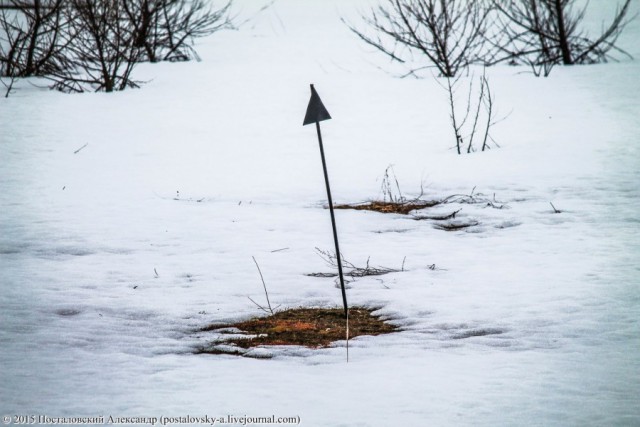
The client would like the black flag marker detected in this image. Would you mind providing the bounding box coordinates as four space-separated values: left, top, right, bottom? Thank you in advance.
303 85 331 125
303 84 348 318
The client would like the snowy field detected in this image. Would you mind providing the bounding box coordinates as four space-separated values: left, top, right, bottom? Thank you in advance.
1 0 639 425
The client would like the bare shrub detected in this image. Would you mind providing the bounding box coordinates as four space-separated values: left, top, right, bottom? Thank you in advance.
123 0 234 62
347 1 502 153
47 0 142 93
491 0 635 76
0 0 69 77
347 0 493 78
1 0 234 93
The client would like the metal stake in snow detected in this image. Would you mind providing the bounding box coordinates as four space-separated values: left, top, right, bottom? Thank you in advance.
303 84 348 319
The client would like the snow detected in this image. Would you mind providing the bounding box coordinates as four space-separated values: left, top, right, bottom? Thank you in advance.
1 0 639 425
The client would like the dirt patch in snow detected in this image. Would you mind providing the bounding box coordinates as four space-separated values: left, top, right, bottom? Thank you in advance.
334 200 441 215
334 189 507 217
196 307 398 355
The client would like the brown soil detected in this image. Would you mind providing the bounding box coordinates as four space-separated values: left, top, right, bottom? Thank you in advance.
197 307 398 354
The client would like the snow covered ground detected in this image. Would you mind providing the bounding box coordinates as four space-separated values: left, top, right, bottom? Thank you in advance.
1 1 639 425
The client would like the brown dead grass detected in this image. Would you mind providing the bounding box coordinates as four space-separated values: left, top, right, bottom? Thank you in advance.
197 307 398 352
334 200 441 215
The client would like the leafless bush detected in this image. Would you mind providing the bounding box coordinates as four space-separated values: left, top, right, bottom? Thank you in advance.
347 0 493 78
0 0 70 77
123 0 234 62
47 0 142 93
491 0 634 76
347 1 503 153
1 0 234 93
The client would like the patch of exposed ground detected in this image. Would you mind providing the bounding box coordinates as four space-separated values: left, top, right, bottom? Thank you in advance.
335 200 441 215
196 307 399 355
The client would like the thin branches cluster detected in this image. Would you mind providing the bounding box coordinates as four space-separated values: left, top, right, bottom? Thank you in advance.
441 69 500 154
0 0 234 93
347 0 633 153
491 0 634 77
350 0 634 78
351 0 491 78
307 247 403 286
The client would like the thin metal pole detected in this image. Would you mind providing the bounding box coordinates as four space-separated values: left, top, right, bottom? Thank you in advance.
315 121 348 318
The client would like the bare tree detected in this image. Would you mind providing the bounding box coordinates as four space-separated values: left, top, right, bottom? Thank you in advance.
491 0 634 75
48 0 142 92
0 0 69 77
347 0 493 77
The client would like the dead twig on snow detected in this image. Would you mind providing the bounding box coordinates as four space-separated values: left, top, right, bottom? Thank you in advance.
250 256 274 315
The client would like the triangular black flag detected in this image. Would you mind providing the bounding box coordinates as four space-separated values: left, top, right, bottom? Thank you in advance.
303 84 331 126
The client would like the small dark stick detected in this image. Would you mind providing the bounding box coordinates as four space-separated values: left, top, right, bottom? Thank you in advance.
303 84 348 319
73 143 88 154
